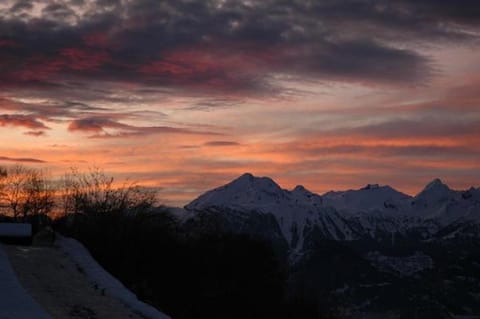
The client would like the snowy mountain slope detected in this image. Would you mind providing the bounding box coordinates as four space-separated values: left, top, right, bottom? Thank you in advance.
406 179 459 220
181 175 480 317
325 178 480 239
183 174 480 251
186 173 288 212
397 179 480 237
185 173 357 251
323 183 411 215
429 186 480 239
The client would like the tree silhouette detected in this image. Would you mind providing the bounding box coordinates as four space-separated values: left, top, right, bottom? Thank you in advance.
60 167 157 216
0 165 55 221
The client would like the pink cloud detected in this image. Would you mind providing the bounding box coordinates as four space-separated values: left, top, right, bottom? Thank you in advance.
60 48 110 71
83 32 111 48
0 114 49 130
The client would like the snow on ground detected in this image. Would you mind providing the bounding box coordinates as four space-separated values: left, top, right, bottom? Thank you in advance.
56 235 171 319
5 240 166 319
0 244 52 319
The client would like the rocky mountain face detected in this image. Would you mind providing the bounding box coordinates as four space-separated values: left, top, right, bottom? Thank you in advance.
181 174 480 318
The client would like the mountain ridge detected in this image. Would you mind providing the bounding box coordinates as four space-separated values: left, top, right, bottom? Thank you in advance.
182 173 480 254
175 174 480 317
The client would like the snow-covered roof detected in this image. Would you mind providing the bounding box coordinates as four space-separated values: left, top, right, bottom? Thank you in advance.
0 223 32 237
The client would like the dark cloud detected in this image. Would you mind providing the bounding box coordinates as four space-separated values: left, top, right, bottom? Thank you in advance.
24 130 47 137
342 117 480 139
286 144 480 160
0 0 478 149
68 116 221 138
0 114 49 130
42 3 77 21
1 0 479 95
0 155 46 163
186 98 243 111
0 96 112 131
204 141 241 147
281 40 432 83
68 117 127 132
396 0 480 26
9 0 34 13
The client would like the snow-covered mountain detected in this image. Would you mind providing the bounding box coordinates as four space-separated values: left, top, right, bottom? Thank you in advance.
323 183 410 215
181 174 480 317
183 173 480 255
186 173 356 252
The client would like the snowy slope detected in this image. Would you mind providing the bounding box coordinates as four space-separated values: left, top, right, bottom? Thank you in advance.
407 179 457 219
56 235 171 319
0 244 52 319
426 185 480 239
186 173 288 211
184 173 480 245
323 184 410 215
186 173 356 250
323 178 480 238
407 179 478 224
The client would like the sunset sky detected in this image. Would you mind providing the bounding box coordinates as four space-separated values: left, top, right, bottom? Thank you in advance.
1 0 480 205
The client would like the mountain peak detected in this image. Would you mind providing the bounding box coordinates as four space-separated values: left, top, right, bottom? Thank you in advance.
185 173 285 211
362 184 380 190
230 173 280 190
414 178 453 202
292 184 319 196
236 172 254 181
424 178 448 192
293 185 307 192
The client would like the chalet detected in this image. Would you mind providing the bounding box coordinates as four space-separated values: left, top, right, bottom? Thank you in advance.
0 223 32 245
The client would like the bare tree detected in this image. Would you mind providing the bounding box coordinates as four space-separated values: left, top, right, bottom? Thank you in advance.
1 165 155 219
0 165 29 219
0 167 8 214
0 165 56 220
21 169 56 219
61 168 157 216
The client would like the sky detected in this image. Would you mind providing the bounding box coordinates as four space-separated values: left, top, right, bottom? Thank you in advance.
1 0 480 205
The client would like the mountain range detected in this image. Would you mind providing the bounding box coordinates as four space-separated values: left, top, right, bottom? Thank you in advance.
171 173 480 318
181 173 480 255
